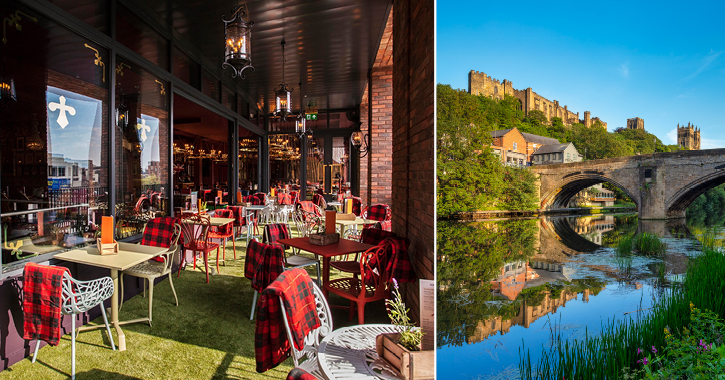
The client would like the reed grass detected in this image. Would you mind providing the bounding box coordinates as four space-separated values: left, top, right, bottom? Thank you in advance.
633 232 666 256
519 235 725 379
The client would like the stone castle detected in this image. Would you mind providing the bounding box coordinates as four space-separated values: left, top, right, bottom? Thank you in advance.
468 70 607 128
678 122 701 150
627 117 644 130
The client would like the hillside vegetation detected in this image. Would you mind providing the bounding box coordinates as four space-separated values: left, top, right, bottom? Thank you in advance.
436 84 685 217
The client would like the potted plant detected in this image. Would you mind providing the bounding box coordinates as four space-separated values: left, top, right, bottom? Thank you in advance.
375 279 434 380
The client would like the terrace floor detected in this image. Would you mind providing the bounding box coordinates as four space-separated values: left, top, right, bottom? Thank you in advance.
0 229 390 379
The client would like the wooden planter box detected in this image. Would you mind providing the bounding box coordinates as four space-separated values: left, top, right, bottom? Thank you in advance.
376 333 434 380
309 232 339 246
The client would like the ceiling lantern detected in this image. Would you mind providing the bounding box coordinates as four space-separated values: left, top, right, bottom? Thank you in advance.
274 39 292 119
222 3 254 79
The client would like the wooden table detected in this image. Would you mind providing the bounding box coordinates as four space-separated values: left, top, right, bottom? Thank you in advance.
54 242 169 351
276 237 373 297
318 324 405 380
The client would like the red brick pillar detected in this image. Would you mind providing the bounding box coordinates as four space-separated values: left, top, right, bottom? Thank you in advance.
359 9 393 208
392 0 434 325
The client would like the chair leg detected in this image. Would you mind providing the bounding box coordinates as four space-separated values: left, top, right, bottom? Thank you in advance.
348 300 355 321
216 247 221 274
177 248 184 278
99 304 116 351
31 339 40 363
315 262 321 286
168 273 179 306
147 279 154 326
71 315 76 380
204 253 210 283
357 301 366 325
232 232 236 259
249 290 258 320
222 239 227 266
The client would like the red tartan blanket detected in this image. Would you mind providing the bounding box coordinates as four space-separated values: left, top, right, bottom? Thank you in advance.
277 193 293 205
244 240 285 292
22 263 69 346
384 236 415 283
255 268 321 373
287 368 318 380
141 217 177 262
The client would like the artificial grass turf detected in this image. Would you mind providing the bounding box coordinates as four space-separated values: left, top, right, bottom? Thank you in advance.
1 233 390 380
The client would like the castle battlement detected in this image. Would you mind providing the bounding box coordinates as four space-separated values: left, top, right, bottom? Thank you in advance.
468 70 606 128
677 122 701 150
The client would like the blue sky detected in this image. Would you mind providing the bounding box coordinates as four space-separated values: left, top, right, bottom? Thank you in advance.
437 1 725 148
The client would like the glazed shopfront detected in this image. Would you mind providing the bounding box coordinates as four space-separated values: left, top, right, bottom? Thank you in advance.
0 0 389 369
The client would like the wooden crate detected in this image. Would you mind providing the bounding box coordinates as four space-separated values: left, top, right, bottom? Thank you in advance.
376 333 434 380
336 213 356 221
97 238 118 255
309 233 339 246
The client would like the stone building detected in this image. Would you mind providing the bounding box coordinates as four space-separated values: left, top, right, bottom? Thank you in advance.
678 122 701 150
469 70 607 128
489 127 560 165
531 142 583 165
627 117 644 130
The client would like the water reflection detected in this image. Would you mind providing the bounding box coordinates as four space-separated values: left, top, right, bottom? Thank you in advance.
437 214 701 378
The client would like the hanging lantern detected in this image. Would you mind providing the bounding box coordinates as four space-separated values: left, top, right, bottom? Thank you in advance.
26 114 45 151
0 77 16 102
222 4 254 79
274 39 292 118
295 116 306 135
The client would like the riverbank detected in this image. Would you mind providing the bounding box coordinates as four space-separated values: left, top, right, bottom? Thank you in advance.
449 206 637 220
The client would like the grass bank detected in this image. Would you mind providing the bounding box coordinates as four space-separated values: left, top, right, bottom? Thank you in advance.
519 233 723 379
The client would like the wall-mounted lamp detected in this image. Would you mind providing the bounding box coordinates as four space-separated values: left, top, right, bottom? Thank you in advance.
351 130 369 157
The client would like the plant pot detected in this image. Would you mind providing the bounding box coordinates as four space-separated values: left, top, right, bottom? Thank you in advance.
375 333 434 380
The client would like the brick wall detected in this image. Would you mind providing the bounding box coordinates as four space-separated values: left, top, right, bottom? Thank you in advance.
392 0 434 332
360 8 393 207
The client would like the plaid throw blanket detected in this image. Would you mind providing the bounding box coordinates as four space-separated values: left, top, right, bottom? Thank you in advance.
345 196 362 216
264 223 290 250
142 217 178 262
243 195 263 205
244 240 285 292
298 201 319 216
23 263 69 346
254 192 267 205
289 191 299 204
361 227 396 245
226 205 247 226
384 236 415 283
364 204 391 231
277 193 293 205
312 194 326 209
287 368 318 380
255 268 321 373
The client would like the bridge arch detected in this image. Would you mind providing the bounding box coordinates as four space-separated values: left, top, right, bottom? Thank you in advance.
667 171 725 216
540 173 639 209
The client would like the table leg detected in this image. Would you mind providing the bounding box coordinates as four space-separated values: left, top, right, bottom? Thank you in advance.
110 269 126 351
322 257 331 298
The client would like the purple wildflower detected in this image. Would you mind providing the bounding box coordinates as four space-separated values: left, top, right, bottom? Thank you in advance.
641 357 649 365
637 347 643 354
651 346 657 354
392 278 399 289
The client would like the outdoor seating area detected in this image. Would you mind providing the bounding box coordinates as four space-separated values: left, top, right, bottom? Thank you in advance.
3 211 402 380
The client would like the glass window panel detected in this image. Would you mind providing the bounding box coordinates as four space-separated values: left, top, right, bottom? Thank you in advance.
173 47 200 89
332 136 350 195
1 2 108 272
239 97 250 118
115 56 169 238
269 134 300 190
306 138 324 198
48 0 109 34
238 129 258 195
116 5 169 70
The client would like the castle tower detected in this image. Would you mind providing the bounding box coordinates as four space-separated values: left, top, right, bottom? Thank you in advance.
627 117 644 130
677 122 701 150
584 111 591 127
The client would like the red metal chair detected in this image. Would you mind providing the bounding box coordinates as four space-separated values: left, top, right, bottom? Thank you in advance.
312 193 326 210
177 213 219 283
208 208 235 264
325 240 394 324
330 227 396 275
362 204 392 231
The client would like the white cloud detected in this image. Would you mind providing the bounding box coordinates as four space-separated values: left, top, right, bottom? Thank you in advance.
700 138 725 150
666 128 677 144
619 63 629 78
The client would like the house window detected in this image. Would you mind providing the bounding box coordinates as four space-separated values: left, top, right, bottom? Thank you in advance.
645 169 652 179
567 153 570 161
513 142 517 151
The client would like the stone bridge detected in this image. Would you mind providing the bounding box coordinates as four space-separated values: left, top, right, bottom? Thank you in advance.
530 149 725 219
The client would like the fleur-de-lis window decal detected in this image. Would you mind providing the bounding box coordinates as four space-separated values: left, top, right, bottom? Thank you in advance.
155 80 166 95
116 62 131 76
2 10 38 44
48 95 76 129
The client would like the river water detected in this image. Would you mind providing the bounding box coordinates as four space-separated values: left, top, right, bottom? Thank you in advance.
436 213 717 379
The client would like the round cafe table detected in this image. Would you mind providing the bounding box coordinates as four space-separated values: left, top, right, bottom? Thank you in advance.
318 324 405 380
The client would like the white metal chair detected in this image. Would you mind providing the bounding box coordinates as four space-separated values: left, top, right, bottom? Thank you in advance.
279 280 333 378
32 272 116 380
119 224 182 326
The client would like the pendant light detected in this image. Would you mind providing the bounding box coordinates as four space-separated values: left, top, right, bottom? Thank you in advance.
274 39 292 119
222 2 254 79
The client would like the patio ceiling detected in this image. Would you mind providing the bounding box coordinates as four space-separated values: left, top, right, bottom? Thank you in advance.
147 0 392 113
